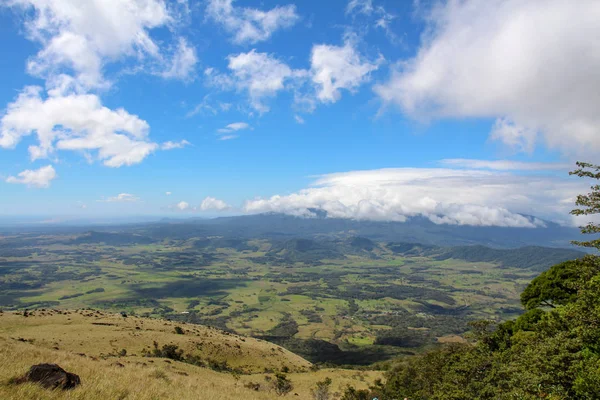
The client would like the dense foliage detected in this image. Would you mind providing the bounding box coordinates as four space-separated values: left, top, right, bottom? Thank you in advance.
341 255 599 399
570 162 600 251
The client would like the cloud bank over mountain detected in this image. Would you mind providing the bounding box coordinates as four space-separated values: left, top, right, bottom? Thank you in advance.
244 164 585 227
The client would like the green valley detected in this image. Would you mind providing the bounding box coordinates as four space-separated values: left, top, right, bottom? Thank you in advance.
0 229 582 366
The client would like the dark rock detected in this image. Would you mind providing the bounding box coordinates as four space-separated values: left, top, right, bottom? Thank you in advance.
24 364 81 390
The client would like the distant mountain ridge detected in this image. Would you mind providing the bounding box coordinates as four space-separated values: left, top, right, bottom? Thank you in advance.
63 228 584 272
135 213 582 249
0 212 585 249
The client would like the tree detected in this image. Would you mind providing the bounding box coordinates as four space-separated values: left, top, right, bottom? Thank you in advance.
520 259 581 309
311 377 332 400
272 373 293 396
570 162 600 251
340 385 371 400
521 257 600 310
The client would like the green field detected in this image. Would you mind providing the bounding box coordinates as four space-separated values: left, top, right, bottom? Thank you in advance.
0 232 577 365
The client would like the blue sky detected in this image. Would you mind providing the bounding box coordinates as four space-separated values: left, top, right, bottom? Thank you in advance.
0 0 598 226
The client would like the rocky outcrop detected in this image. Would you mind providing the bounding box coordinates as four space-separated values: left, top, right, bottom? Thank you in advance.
23 364 81 390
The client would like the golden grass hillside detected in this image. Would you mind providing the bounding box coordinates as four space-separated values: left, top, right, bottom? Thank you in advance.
0 310 382 399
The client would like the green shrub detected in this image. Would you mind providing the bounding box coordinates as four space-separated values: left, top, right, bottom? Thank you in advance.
271 373 293 396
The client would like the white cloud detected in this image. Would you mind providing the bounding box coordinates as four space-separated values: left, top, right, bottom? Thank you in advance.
346 0 374 15
207 50 305 113
100 193 140 203
0 1 195 174
186 96 232 117
440 159 571 171
6 165 57 188
217 122 250 133
294 115 305 124
165 191 172 196
226 122 250 131
346 0 399 44
207 39 379 112
206 0 299 44
161 140 191 150
374 10 399 44
160 37 198 80
218 134 238 141
4 0 192 90
311 39 382 103
243 166 587 227
176 201 190 211
374 0 600 158
0 86 157 167
200 196 230 211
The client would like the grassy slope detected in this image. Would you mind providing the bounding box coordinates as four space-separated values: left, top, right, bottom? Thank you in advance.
0 311 381 400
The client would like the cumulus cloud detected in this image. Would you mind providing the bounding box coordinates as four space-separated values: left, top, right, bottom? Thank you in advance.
176 201 190 211
1 1 194 172
207 50 305 113
200 196 230 211
6 165 57 188
243 166 587 227
207 40 380 112
0 86 157 167
206 0 299 44
3 0 192 90
374 0 600 158
311 39 382 103
161 140 191 150
99 193 140 203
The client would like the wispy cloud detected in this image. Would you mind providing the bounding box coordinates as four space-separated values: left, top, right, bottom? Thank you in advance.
186 96 232 117
161 140 191 150
218 134 239 141
98 193 140 203
216 121 251 140
218 122 250 133
159 38 198 81
206 0 299 44
6 165 57 188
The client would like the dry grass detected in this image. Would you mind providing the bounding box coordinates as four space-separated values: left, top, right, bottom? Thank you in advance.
0 311 382 399
0 310 309 373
